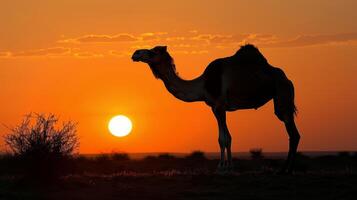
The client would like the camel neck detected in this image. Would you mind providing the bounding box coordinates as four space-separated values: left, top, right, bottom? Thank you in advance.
158 63 205 102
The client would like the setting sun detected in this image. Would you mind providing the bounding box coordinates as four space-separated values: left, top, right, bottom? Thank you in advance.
108 115 132 137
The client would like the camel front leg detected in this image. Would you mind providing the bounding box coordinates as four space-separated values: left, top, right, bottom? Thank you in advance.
226 131 232 170
212 107 232 171
218 130 226 170
213 108 225 170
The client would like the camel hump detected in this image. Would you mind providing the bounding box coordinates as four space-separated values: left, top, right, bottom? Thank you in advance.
233 44 268 66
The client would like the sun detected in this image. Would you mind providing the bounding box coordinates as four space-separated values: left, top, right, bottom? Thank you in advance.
108 115 132 137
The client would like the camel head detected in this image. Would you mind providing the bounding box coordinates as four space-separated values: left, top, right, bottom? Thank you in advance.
132 46 175 79
132 46 168 64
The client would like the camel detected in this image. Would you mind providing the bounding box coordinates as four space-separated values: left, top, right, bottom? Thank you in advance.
132 44 301 174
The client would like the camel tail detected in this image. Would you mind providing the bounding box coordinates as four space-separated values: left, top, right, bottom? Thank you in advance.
284 79 298 118
291 81 298 117
292 95 298 117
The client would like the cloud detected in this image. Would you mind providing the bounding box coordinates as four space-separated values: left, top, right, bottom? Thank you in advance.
55 31 276 48
0 51 10 58
211 34 249 44
3 31 357 59
191 34 214 42
141 33 158 41
140 32 167 41
265 32 357 48
165 36 185 41
0 47 103 58
189 33 274 45
187 32 357 48
58 34 139 43
171 50 208 55
108 50 131 57
73 51 103 58
173 44 193 48
58 32 169 44
10 47 71 57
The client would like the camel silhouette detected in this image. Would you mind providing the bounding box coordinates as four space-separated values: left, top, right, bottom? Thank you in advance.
132 44 301 174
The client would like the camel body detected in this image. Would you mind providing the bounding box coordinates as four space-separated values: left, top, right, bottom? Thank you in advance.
204 57 274 109
202 53 296 120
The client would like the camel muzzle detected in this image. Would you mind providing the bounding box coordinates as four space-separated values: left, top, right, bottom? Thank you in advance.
131 51 141 62
132 49 153 62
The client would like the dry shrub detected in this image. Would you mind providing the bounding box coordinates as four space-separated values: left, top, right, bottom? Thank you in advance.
4 113 79 180
185 151 206 161
249 148 264 160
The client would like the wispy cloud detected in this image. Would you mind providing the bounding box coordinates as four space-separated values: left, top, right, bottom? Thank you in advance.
1 47 71 57
187 33 278 46
264 32 357 47
0 51 11 58
0 47 104 58
56 31 357 49
72 51 103 58
190 34 247 43
171 50 208 55
58 32 168 44
186 32 357 48
140 32 167 41
2 31 357 59
108 50 131 57
58 34 139 43
165 36 185 41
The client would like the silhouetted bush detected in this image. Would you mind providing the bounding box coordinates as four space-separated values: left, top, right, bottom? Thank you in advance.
337 151 354 169
111 152 130 161
338 151 351 158
95 154 111 162
144 155 157 161
353 152 357 160
4 113 79 180
295 152 310 159
157 153 176 160
249 148 264 160
93 153 130 162
185 151 207 161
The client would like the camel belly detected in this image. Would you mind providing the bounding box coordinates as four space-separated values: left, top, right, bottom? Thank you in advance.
204 90 274 111
225 94 273 111
204 82 275 111
205 68 275 111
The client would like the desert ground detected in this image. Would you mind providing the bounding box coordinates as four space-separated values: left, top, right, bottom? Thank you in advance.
1 152 357 200
2 172 356 200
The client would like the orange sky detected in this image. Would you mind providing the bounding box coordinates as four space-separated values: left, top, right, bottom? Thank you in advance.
1 0 357 153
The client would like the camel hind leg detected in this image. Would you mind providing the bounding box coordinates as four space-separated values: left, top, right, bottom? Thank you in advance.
283 116 300 174
274 80 301 174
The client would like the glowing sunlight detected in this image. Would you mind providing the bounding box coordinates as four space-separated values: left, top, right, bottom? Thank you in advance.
108 115 132 137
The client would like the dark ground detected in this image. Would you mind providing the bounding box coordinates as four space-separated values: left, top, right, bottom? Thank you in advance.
1 153 357 200
1 172 357 200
